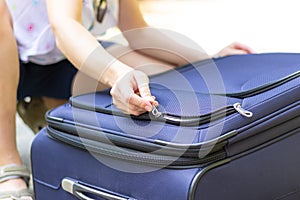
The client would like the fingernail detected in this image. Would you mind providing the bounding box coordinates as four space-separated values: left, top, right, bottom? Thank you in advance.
153 101 159 107
145 105 152 112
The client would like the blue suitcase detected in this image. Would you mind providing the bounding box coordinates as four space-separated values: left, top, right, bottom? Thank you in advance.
31 53 300 200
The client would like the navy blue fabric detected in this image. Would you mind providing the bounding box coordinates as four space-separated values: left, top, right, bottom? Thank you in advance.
32 125 300 199
32 129 199 200
17 59 77 100
150 53 300 94
195 128 300 200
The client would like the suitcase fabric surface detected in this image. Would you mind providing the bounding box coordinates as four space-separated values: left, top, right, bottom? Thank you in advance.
31 53 300 200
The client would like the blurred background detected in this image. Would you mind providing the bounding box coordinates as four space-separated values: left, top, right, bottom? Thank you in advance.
139 0 300 55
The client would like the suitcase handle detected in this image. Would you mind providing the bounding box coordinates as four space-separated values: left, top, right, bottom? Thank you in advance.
62 178 136 200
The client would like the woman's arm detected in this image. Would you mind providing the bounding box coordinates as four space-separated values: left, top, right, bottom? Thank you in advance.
118 0 254 66
46 0 155 115
118 0 208 66
118 0 148 31
46 0 132 83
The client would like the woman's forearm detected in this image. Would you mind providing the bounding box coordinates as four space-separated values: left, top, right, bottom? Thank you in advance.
46 0 132 86
124 28 209 66
52 19 132 86
50 18 100 68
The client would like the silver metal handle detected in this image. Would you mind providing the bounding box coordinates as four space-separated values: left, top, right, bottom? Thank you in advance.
62 178 135 200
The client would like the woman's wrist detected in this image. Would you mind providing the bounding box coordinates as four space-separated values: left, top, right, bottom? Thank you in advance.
100 61 133 87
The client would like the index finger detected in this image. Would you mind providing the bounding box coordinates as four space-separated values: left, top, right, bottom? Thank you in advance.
133 71 158 105
128 93 153 112
133 71 151 96
136 81 159 107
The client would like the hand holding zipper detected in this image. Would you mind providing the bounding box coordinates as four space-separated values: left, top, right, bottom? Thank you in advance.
150 102 253 125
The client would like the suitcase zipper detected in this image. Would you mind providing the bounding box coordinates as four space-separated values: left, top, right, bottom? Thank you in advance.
149 102 252 126
232 103 253 118
46 126 228 168
148 70 300 124
70 101 251 127
71 101 253 127
149 70 299 122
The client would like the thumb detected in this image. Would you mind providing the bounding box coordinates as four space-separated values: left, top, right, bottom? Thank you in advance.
134 71 151 97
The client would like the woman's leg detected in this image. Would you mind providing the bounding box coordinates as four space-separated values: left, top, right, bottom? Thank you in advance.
0 1 28 192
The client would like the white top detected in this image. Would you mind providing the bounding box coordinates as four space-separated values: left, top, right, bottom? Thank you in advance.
5 0 119 65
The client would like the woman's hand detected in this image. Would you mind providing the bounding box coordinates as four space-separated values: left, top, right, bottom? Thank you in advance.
214 42 255 58
110 70 158 116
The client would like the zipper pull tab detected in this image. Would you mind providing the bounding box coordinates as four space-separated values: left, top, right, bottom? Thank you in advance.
233 103 253 118
151 105 162 118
